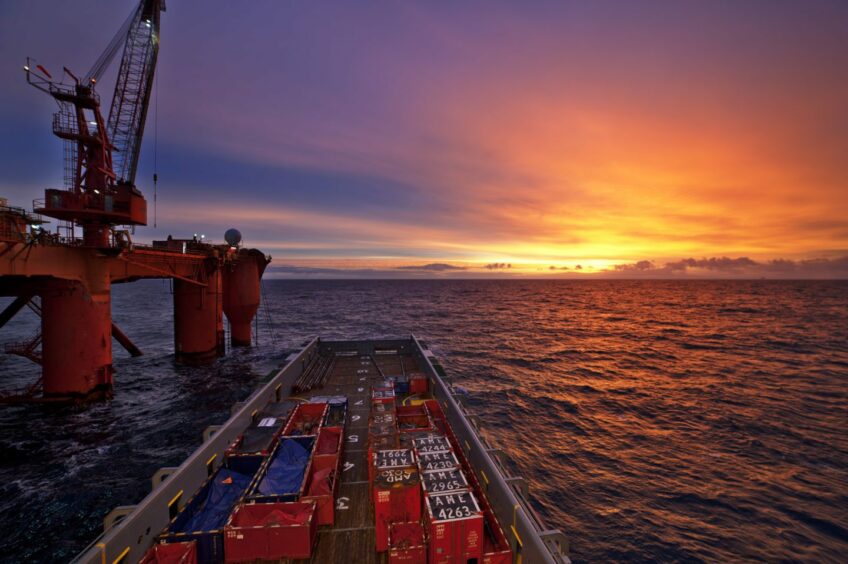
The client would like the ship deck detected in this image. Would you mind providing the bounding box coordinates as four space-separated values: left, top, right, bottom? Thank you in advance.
297 352 414 563
73 337 569 564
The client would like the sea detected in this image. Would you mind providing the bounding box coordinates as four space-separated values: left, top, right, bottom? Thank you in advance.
0 279 846 563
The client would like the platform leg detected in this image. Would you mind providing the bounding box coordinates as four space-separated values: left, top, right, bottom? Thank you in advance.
173 267 224 363
41 280 113 398
222 252 263 347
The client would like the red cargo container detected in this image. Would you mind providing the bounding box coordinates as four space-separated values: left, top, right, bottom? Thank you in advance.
425 490 484 564
397 413 431 433
301 453 339 525
373 465 422 552
283 403 328 436
423 399 444 417
388 522 427 563
139 541 197 564
409 375 428 394
315 426 342 456
396 404 426 417
223 501 317 562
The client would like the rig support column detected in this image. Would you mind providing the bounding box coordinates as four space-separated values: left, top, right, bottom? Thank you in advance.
173 265 224 363
222 250 267 347
41 278 113 397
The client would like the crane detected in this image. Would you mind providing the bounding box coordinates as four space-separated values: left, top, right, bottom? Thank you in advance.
24 0 165 247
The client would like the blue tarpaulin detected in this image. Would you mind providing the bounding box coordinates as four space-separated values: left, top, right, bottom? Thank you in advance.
257 437 312 495
174 468 254 533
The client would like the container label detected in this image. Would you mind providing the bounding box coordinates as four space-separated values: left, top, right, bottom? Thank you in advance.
376 449 415 468
426 490 480 522
376 467 418 487
418 451 458 471
423 468 468 493
414 436 451 454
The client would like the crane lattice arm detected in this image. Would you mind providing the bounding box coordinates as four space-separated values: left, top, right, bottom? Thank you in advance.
107 0 165 186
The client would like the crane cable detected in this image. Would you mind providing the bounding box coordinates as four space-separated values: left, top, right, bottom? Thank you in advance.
153 71 158 228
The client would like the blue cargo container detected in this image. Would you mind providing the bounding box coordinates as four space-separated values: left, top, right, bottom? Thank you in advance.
247 435 315 503
160 458 262 564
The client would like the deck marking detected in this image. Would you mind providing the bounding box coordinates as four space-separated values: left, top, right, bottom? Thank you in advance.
336 496 351 510
351 414 361 422
344 480 369 485
343 462 356 472
359 376 366 381
355 399 364 406
347 434 359 443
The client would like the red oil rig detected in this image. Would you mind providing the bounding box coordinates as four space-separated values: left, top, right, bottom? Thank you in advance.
0 0 270 401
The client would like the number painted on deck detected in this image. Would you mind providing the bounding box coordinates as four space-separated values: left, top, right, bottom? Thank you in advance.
357 387 364 392
343 462 355 472
355 399 364 406
351 415 361 422
357 369 368 374
348 434 359 443
336 497 350 510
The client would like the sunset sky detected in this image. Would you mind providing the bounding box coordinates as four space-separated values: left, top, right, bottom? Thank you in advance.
1 1 846 277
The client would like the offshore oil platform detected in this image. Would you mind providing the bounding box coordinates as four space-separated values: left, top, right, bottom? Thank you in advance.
0 0 270 401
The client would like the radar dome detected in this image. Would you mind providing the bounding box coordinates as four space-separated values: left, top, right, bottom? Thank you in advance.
224 228 242 247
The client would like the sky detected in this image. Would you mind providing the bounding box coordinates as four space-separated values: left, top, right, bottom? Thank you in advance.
1 0 846 278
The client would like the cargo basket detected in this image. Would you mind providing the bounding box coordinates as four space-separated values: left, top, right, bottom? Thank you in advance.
160 460 262 564
248 435 315 503
223 501 317 561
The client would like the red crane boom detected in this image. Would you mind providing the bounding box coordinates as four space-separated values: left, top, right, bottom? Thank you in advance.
24 0 165 247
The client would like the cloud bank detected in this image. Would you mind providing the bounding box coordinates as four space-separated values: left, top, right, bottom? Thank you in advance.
264 256 848 279
608 256 848 278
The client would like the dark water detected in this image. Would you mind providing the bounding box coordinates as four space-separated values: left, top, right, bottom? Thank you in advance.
1 280 847 562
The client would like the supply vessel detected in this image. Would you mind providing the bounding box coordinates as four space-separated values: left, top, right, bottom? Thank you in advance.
73 336 570 563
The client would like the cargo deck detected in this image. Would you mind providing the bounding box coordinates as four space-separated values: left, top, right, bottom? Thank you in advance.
74 336 569 564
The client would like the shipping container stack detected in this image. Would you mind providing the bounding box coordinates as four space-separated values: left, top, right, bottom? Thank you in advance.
422 399 514 564
147 399 349 564
153 400 307 564
409 429 483 564
302 397 347 525
223 400 333 562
